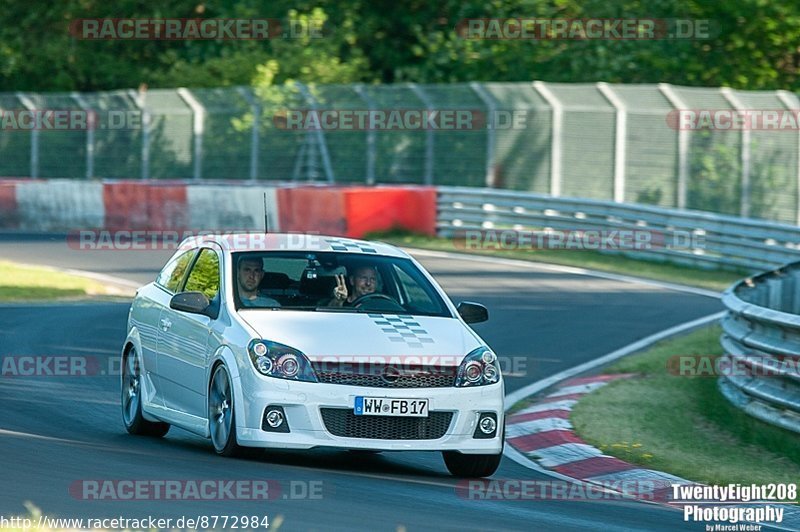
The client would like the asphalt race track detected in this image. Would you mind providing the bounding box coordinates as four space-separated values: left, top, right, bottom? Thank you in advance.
0 234 726 531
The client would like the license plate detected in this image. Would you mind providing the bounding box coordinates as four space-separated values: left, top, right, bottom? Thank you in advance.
354 397 429 417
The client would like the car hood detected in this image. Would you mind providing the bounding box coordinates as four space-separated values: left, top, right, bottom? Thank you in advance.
237 310 482 364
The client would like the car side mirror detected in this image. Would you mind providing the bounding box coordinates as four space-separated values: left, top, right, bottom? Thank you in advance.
457 301 488 324
170 291 211 315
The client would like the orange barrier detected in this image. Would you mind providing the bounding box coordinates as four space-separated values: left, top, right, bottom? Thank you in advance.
103 182 188 230
344 187 436 238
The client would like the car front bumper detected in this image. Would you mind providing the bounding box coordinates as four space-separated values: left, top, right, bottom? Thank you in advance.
234 373 504 454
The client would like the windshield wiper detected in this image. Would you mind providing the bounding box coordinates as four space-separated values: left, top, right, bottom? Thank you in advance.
315 306 370 313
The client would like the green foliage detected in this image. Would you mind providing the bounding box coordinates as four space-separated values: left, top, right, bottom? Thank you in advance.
184 249 220 298
688 131 742 215
3 1 800 91
688 130 792 218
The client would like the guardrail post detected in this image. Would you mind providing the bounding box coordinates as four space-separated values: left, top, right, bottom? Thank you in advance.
71 92 94 179
721 88 751 218
597 82 627 203
238 87 260 182
469 82 498 188
408 83 435 186
532 81 562 197
128 89 150 180
16 93 39 178
353 84 377 185
177 88 205 180
776 90 800 225
295 82 335 183
658 83 689 209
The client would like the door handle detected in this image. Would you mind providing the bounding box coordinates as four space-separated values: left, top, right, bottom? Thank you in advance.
160 318 172 331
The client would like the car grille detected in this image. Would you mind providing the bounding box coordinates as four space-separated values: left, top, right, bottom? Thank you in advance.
311 362 457 388
320 408 453 440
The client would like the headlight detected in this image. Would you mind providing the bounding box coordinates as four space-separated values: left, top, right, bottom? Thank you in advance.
455 346 501 387
247 340 317 382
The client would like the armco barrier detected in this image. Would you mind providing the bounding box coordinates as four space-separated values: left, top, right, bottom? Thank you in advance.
720 264 800 434
436 186 800 433
437 186 800 272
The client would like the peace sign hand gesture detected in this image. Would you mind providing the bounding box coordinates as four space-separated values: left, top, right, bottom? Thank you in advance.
333 274 348 301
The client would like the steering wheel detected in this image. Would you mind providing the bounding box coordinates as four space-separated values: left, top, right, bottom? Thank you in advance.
351 293 404 311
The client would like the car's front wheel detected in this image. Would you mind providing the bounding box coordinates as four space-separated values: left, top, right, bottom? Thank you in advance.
208 363 248 457
442 450 502 478
121 347 169 437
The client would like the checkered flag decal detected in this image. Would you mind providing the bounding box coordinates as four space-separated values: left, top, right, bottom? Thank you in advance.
325 238 377 253
369 314 435 349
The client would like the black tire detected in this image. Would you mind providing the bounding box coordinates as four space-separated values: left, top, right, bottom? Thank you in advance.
442 451 502 478
121 347 170 437
208 363 251 458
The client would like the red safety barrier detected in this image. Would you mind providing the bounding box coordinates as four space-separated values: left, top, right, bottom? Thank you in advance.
0 181 18 229
103 182 188 230
277 187 347 235
276 186 437 238
343 187 436 238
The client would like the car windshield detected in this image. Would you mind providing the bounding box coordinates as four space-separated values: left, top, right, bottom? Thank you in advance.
232 251 451 317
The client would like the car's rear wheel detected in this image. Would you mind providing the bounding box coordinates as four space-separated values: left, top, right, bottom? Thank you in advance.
442 450 502 478
121 347 169 437
208 363 248 457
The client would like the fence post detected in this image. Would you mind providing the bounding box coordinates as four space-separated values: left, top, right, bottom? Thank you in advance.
295 82 335 183
469 82 497 188
597 83 627 203
16 93 39 178
238 87 260 182
353 84 376 185
177 88 205 180
532 81 562 197
71 92 94 179
721 88 751 218
658 83 690 209
128 89 150 180
777 90 800 225
408 83 434 185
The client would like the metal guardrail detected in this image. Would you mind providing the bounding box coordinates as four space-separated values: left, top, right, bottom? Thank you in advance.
720 264 800 434
436 186 800 272
436 187 800 434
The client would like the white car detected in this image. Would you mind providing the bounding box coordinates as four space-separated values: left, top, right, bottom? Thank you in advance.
121 233 504 477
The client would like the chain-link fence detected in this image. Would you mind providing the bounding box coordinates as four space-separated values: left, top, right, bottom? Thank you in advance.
2 82 800 224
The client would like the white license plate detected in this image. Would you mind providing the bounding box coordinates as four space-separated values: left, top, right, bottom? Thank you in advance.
354 397 429 417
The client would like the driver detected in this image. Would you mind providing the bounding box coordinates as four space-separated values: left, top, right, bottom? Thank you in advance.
329 265 379 307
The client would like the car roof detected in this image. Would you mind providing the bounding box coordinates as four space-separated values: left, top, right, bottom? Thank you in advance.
186 232 411 258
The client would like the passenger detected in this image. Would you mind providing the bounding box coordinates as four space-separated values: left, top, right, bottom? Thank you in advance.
237 257 280 308
328 265 379 307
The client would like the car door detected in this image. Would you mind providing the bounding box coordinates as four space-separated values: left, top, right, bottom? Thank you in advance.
139 247 197 405
157 246 221 419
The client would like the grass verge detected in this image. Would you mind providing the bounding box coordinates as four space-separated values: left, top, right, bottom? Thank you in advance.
0 261 125 301
370 232 745 292
570 325 800 499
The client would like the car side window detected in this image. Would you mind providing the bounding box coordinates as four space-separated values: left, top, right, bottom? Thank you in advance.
392 264 437 312
156 249 196 293
184 248 221 300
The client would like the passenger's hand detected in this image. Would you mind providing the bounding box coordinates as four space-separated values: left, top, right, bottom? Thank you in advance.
333 274 348 301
